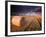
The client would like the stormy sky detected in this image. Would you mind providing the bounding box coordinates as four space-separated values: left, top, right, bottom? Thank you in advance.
11 5 42 16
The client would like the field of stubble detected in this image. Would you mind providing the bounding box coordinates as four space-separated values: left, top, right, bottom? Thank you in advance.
10 16 42 32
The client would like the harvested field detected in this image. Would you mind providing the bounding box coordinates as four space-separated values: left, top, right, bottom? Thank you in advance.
10 16 42 32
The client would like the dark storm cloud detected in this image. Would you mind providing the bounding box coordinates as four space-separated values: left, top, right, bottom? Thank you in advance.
33 7 42 12
11 5 42 16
